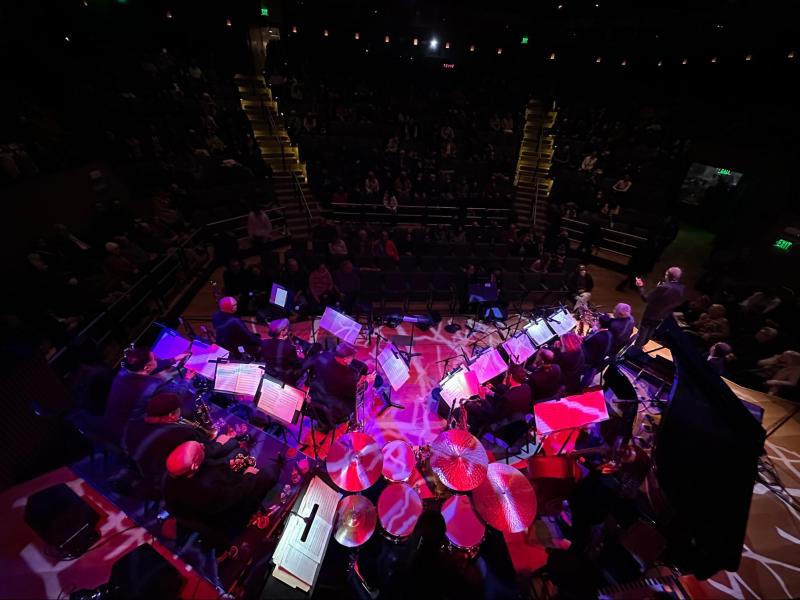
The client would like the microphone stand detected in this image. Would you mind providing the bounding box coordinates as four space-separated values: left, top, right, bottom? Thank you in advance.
433 353 461 380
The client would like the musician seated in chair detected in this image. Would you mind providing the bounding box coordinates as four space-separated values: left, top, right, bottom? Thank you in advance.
261 318 304 385
464 366 532 435
528 348 564 402
302 342 368 432
123 393 240 488
212 296 261 359
74 346 190 446
164 440 283 539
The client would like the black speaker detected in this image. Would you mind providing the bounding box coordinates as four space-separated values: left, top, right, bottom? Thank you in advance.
24 483 101 558
108 544 184 600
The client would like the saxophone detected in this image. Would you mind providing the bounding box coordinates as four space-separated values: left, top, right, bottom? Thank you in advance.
179 383 219 439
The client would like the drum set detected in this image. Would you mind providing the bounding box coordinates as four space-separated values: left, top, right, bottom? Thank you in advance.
325 428 538 559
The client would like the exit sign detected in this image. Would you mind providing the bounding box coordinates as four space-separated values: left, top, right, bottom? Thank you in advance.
260 7 269 16
521 36 529 45
717 168 732 175
774 238 793 251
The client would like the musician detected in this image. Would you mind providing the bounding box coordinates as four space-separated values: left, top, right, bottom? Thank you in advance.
634 266 685 347
76 346 189 445
260 318 303 385
529 348 564 402
164 440 282 536
122 393 240 487
553 332 585 395
608 302 635 354
580 315 614 387
212 296 261 358
301 342 364 431
466 366 532 434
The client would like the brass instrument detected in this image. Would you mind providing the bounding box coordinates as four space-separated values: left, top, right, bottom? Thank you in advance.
183 382 219 439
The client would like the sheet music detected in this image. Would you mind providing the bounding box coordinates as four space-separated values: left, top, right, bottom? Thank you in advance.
184 341 229 380
213 362 263 397
439 368 481 407
257 377 305 425
470 347 509 384
272 476 341 593
378 344 410 391
151 329 191 360
524 318 556 347
533 390 609 434
502 332 537 364
548 308 578 337
319 306 362 344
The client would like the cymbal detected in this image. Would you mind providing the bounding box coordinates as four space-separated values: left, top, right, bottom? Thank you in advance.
472 462 537 533
326 432 383 492
429 429 489 491
333 495 377 547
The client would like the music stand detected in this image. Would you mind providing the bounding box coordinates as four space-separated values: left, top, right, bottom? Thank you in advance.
319 306 362 345
466 282 499 338
377 342 409 414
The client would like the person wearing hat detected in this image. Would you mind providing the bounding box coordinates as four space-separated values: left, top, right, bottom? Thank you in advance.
163 440 283 542
122 393 239 488
301 342 368 431
261 318 304 385
212 296 261 359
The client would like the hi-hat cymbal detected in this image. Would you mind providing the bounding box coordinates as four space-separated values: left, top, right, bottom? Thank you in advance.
472 462 537 533
326 432 383 492
430 429 489 491
333 495 377 547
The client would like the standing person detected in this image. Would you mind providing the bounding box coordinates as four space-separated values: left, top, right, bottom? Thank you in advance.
634 266 685 347
247 204 273 246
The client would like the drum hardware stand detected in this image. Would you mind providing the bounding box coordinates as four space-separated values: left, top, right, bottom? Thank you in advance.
348 550 379 599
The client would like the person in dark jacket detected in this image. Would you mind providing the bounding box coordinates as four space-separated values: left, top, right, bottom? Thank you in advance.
634 267 685 347
75 346 189 446
301 343 367 431
529 349 564 401
260 318 303 385
608 302 636 354
580 315 615 387
164 440 282 540
212 296 261 358
122 393 239 487
554 332 585 394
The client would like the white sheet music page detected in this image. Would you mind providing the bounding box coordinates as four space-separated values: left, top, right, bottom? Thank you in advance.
549 308 578 337
319 306 362 344
502 333 536 364
378 345 410 391
186 342 229 380
440 368 481 407
234 363 264 396
213 362 239 394
525 319 556 347
257 378 304 425
471 348 509 384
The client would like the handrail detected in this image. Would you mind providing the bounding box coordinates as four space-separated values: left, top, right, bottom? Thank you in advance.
330 202 512 212
562 216 648 242
250 75 287 172
292 171 313 238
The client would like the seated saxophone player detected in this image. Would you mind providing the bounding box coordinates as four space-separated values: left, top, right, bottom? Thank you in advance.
260 318 304 385
164 440 283 541
122 393 240 489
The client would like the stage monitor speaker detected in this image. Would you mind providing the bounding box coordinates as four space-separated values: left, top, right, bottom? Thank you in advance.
24 483 101 558
109 544 184 600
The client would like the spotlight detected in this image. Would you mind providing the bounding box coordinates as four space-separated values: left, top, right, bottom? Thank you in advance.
445 41 450 49
355 32 360 40
226 18 232 27
711 56 718 63
413 38 419 46
385 35 390 43
64 35 71 42
166 11 172 19
745 53 752 61
324 29 329 37
430 38 438 49
681 58 687 65
621 58 627 66
470 44 476 52
549 52 556 60
292 25 297 33
657 60 663 66
497 47 503 55
595 56 602 63
789 51 796 59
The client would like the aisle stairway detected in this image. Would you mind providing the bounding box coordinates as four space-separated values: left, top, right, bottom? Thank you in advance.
513 100 557 230
234 74 321 240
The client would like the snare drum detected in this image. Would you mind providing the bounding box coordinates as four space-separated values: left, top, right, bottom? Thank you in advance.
377 482 422 543
381 440 416 482
441 494 485 558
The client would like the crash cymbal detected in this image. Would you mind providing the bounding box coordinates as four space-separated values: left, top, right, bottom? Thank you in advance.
326 432 383 492
472 462 537 533
333 495 377 548
429 429 488 492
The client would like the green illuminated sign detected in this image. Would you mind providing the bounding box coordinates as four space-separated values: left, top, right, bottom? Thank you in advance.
717 168 732 175
521 36 529 45
774 238 793 251
260 7 269 16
